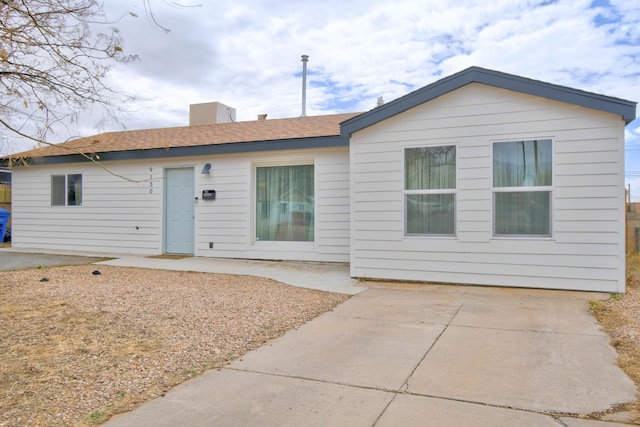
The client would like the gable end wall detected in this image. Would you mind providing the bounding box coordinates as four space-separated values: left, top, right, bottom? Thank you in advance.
349 83 625 292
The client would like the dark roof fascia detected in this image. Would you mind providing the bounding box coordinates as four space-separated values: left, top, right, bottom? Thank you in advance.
10 135 349 166
341 66 637 137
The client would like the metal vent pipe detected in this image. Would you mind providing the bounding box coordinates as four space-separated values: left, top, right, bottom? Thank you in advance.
301 55 309 117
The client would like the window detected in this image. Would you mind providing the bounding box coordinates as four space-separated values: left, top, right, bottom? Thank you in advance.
404 145 456 235
256 164 314 242
493 139 552 237
51 174 83 206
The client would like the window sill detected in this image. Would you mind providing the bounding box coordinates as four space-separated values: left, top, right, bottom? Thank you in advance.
253 240 316 245
404 234 457 239
491 235 554 241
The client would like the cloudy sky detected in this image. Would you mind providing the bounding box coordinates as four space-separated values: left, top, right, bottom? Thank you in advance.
3 0 640 197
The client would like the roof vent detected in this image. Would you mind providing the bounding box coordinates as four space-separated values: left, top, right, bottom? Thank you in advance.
257 114 267 121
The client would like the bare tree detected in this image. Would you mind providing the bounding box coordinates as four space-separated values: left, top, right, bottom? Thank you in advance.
0 0 137 150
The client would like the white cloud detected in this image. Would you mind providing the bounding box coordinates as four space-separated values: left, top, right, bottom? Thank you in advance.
86 0 639 126
5 0 639 197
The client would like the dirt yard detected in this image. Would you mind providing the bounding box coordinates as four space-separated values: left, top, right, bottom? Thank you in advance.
0 265 349 426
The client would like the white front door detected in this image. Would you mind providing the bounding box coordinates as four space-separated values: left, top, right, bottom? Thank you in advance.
165 168 195 254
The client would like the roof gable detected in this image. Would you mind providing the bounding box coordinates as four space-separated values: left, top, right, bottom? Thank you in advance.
341 66 637 137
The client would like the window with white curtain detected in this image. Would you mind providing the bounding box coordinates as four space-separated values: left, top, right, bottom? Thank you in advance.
492 139 552 237
51 174 83 206
404 145 456 236
256 164 314 242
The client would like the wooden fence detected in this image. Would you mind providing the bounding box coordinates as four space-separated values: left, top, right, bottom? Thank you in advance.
627 203 640 253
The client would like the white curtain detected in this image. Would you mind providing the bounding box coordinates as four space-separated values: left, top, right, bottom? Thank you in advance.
494 192 550 235
256 165 314 241
405 146 456 190
405 146 456 235
406 193 455 234
493 140 551 187
493 140 551 236
67 174 82 206
51 175 66 206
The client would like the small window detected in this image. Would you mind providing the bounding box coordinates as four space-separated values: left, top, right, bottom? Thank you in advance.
256 165 314 241
493 140 552 237
404 145 456 236
51 174 83 206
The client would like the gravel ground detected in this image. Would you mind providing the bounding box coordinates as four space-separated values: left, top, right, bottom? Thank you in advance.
591 254 640 424
0 264 349 426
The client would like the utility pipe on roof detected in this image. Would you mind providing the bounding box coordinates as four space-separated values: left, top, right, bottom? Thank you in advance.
301 55 309 117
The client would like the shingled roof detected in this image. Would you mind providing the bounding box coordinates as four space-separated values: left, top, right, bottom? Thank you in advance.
12 112 361 162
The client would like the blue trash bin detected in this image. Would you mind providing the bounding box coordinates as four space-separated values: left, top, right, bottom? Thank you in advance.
0 208 9 242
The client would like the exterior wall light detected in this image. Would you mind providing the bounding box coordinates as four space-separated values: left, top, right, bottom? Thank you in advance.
201 163 212 174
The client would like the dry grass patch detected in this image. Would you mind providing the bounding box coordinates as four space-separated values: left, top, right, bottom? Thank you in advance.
0 265 349 426
591 253 640 424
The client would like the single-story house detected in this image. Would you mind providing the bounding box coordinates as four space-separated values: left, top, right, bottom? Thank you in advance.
3 67 637 292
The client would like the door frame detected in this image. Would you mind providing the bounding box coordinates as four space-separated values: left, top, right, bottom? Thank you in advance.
163 167 195 254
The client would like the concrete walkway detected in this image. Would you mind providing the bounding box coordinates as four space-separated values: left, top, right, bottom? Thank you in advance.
0 248 366 294
97 255 367 295
0 250 108 271
102 263 638 426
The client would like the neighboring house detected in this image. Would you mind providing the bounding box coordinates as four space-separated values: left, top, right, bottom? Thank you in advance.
2 67 636 292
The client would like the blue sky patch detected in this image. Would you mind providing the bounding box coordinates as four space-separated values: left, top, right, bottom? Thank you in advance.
590 0 622 27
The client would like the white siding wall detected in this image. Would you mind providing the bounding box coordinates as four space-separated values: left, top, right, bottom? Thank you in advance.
12 161 163 254
12 147 350 262
197 148 350 262
350 83 625 292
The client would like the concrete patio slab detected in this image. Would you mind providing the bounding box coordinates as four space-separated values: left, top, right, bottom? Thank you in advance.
106 369 393 427
407 325 637 413
376 394 560 427
328 287 462 324
231 310 445 390
450 294 608 335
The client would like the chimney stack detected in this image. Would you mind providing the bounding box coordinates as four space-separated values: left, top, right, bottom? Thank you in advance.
257 114 267 121
189 102 236 126
301 55 309 117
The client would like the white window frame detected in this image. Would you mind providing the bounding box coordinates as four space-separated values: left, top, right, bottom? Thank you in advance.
51 173 83 207
491 139 553 239
253 160 316 244
403 144 458 237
